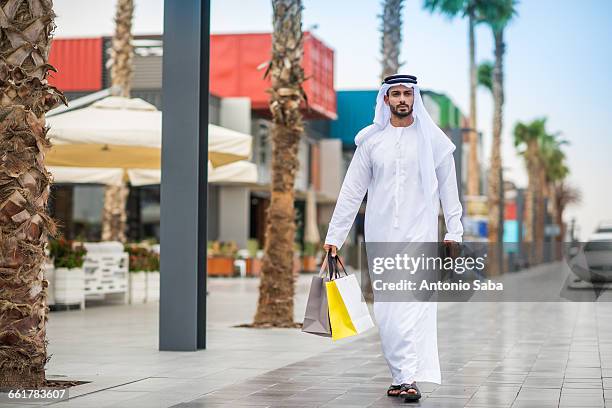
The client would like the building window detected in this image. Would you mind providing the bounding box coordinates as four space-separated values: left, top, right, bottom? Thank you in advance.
72 185 104 241
127 185 160 242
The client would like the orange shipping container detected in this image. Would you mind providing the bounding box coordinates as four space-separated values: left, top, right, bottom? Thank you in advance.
48 38 103 92
210 32 336 120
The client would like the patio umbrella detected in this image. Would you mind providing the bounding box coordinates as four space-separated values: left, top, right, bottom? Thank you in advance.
126 160 258 186
45 96 253 185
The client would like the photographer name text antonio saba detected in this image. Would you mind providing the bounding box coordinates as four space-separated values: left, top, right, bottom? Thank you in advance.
372 279 503 292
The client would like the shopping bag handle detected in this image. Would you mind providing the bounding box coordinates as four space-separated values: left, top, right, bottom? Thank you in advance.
323 250 347 280
318 251 329 277
333 255 348 278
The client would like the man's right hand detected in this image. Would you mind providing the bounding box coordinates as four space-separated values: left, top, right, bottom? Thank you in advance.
323 244 337 257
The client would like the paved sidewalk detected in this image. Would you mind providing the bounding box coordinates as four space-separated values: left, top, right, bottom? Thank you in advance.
1 274 359 408
179 262 612 408
181 300 612 408
1 262 611 407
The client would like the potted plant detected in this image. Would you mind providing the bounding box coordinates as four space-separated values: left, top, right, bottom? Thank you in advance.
207 240 238 277
146 249 160 302
125 245 159 303
126 245 146 304
48 239 87 308
245 239 262 277
302 242 319 273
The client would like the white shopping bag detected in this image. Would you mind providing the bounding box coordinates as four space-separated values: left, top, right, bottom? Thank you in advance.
333 274 375 334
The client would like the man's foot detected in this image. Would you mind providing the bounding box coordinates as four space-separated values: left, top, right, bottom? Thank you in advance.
399 382 421 402
387 384 402 397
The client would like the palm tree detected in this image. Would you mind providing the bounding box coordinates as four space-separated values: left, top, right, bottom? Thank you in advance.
253 0 306 327
0 0 66 388
101 0 134 242
480 0 517 272
554 182 581 244
423 0 485 197
539 132 568 261
515 120 568 264
380 0 405 80
513 118 547 263
477 61 493 95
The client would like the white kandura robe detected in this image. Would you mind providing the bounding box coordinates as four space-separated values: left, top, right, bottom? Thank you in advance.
324 116 464 385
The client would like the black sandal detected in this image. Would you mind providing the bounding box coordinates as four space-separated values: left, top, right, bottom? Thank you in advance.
399 382 421 402
387 384 402 397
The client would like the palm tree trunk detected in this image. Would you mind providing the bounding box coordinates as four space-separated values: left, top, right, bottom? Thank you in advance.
253 0 305 327
101 0 134 242
101 182 129 242
110 0 134 98
524 140 538 264
467 12 480 196
556 192 564 244
557 182 580 244
487 29 505 274
549 182 561 260
555 182 567 247
523 154 534 242
534 165 547 263
0 0 65 388
380 0 404 80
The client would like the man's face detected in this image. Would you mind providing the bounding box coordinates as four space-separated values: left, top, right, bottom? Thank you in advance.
384 85 414 117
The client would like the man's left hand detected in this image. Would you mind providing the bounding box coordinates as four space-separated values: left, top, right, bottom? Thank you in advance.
443 240 460 259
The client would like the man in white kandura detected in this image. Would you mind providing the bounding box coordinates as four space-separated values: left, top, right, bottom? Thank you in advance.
323 74 463 402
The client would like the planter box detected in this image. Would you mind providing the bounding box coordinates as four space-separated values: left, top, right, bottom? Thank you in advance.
302 256 318 273
246 258 263 277
129 272 147 304
207 257 235 277
146 271 160 302
54 267 85 308
248 257 302 277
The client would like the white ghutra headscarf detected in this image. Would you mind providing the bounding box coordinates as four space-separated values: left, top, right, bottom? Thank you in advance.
354 75 456 230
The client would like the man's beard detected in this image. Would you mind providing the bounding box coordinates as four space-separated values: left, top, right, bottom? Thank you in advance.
390 103 413 117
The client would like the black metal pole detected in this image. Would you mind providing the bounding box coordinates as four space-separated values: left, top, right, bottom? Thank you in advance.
197 0 211 350
159 0 209 351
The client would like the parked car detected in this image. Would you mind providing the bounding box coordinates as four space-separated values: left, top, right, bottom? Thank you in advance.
571 232 612 283
595 221 612 234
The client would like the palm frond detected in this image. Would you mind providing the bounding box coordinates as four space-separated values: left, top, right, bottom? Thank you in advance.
477 61 493 93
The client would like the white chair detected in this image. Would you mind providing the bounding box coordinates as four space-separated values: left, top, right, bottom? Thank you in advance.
82 241 129 304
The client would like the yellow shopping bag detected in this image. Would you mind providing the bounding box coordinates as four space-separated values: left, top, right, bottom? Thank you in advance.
325 280 357 341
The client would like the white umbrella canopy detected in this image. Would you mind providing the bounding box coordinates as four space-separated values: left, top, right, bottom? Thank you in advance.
48 97 160 148
45 96 254 185
126 160 258 187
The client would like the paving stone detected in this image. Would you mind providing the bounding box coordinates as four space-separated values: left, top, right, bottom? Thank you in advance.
511 401 560 408
429 385 478 399
522 377 563 388
515 387 561 401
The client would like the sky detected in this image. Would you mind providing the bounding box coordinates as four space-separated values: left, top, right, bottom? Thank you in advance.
52 0 612 240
